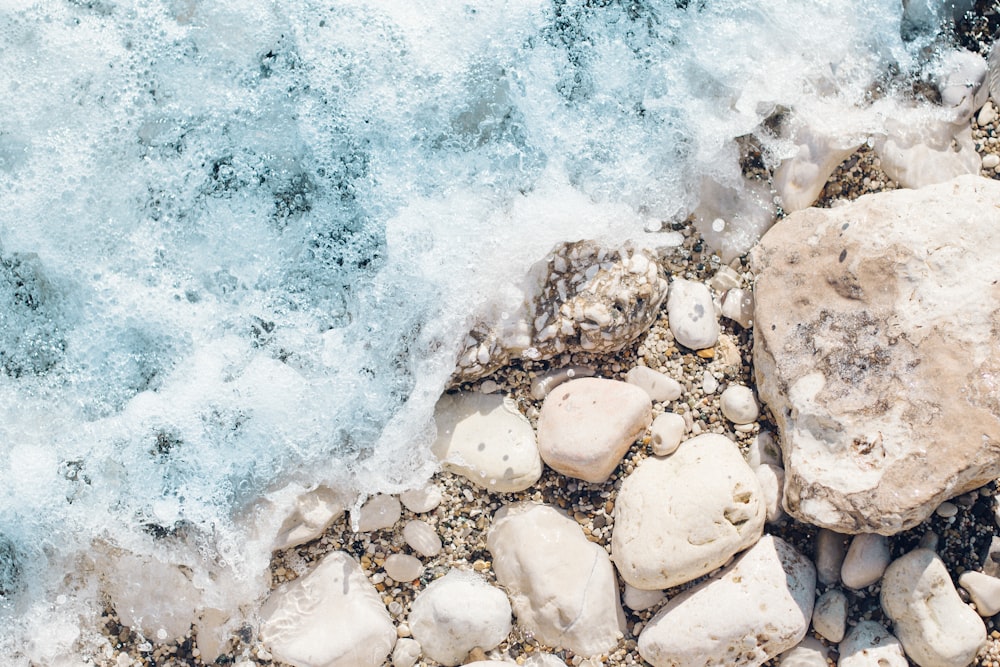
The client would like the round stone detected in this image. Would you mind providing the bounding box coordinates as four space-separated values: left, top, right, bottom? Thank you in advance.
384 554 423 583
649 412 686 456
403 520 442 558
399 485 442 514
720 385 759 424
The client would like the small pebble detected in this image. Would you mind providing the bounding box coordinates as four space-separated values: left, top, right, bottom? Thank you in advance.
392 638 422 667
403 519 443 557
984 153 1000 170
841 533 890 589
811 589 847 643
625 366 683 403
702 371 719 394
384 554 424 583
357 494 402 532
935 501 958 518
719 385 758 424
959 570 1000 616
400 485 443 514
649 412 686 456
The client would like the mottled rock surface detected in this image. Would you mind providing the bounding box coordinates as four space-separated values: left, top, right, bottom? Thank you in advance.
753 176 1000 534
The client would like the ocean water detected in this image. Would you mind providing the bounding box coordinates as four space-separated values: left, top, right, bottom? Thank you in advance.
0 0 969 661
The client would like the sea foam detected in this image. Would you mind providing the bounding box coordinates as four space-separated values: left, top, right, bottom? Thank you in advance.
0 0 965 660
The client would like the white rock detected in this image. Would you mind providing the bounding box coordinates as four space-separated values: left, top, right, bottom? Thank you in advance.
260 551 395 667
721 287 755 328
815 529 850 586
487 502 625 656
881 548 986 667
524 654 568 667
778 636 829 667
432 392 542 492
812 589 847 643
623 583 666 612
959 570 1000 616
271 485 346 552
402 520 442 558
625 366 682 403
748 430 782 469
384 554 423 583
984 153 1000 170
701 370 719 394
774 124 860 213
399 484 442 513
536 378 651 483
612 433 765 590
838 621 907 667
409 570 512 666
529 365 595 400
667 278 720 350
710 266 742 292
638 536 816 667
392 638 421 667
105 553 201 642
756 464 786 523
841 534 890 590
356 494 401 532
979 101 997 127
720 385 759 424
649 412 686 456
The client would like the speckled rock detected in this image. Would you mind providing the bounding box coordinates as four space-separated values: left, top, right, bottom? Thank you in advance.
409 570 512 666
431 392 541 492
881 548 986 667
638 536 815 667
838 621 907 667
753 176 1000 534
487 502 625 656
454 241 668 382
612 433 765 590
536 378 651 483
667 278 720 350
260 551 395 667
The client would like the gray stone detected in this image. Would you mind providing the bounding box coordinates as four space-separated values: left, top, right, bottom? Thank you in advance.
815 529 850 586
752 176 1000 534
811 589 847 643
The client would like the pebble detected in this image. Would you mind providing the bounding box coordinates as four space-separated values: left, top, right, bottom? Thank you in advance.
259 551 395 667
667 278 720 350
881 548 986 667
755 464 786 524
383 554 423 583
814 529 850 586
719 385 759 424
841 533 890 589
612 433 764 590
959 570 1000 616
623 583 666 611
625 366 683 403
720 288 754 328
487 502 625 656
392 638 421 667
984 153 1000 169
980 101 998 127
649 412 686 456
777 636 829 667
409 570 512 666
529 365 596 400
702 370 719 394
710 265 742 292
399 484 442 513
270 485 346 552
748 431 782 469
536 378 652 483
935 501 958 518
402 519 442 558
811 589 847 643
838 621 907 667
356 494 402 532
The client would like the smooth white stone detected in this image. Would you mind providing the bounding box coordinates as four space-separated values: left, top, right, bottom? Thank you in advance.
778 636 829 667
409 570 512 666
710 266 742 292
721 287 755 329
667 278 720 350
811 589 847 643
748 431 782 469
384 554 423 583
356 494 402 532
702 370 719 394
649 412 686 456
260 551 395 667
838 621 907 667
756 463 786 523
881 548 986 667
487 502 625 656
638 536 816 667
402 520 442 558
625 366 683 403
979 101 997 126
432 392 542 492
841 534 890 590
815 529 850 586
720 385 759 424
613 433 764 590
272 485 346 552
959 570 1000 617
392 638 421 667
399 484 442 514
529 365 596 400
537 378 652 483
984 153 1000 169
623 583 666 611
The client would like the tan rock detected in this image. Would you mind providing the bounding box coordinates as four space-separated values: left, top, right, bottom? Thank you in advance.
752 176 1000 534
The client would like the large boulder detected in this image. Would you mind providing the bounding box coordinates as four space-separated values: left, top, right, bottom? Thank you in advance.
752 176 1000 534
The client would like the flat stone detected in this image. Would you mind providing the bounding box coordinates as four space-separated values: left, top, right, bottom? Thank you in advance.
841 534 890 590
960 570 1000 616
409 570 512 666
432 392 542 492
399 484 442 513
720 385 759 424
612 433 765 590
625 366 682 403
814 529 850 586
778 636 830 667
838 621 907 667
667 278 720 350
402 520 442 558
536 378 651 483
383 554 423 583
260 551 395 667
638 535 815 667
811 589 847 643
881 548 986 667
649 412 686 456
752 176 1000 534
356 494 401 532
487 502 625 656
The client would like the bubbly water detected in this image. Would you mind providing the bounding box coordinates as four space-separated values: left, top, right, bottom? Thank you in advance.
0 0 967 661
